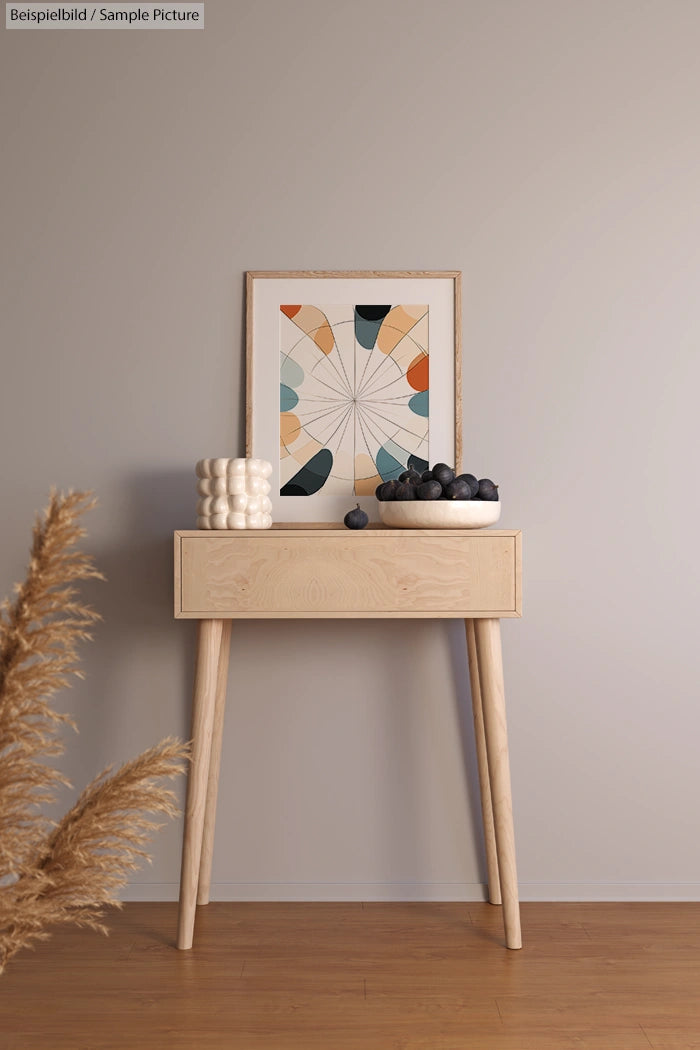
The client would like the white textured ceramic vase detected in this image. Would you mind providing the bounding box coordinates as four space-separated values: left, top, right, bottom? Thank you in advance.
195 458 273 529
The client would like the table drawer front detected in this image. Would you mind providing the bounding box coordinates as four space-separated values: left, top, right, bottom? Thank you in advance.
177 534 519 617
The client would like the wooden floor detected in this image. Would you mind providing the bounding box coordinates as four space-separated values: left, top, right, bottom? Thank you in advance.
1 902 699 1049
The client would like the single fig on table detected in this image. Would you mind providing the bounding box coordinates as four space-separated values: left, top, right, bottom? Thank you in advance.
417 479 443 501
344 504 369 529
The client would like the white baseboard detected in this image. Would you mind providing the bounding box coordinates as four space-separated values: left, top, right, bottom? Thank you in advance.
118 881 700 903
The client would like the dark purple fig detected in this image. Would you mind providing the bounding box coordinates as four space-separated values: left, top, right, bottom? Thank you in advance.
376 480 397 501
478 478 499 501
421 469 434 482
399 468 421 484
445 478 472 500
417 479 443 500
394 481 418 501
456 473 479 498
432 463 455 487
344 504 369 529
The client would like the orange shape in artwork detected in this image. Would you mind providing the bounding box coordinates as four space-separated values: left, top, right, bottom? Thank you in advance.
407 353 429 392
280 305 301 319
355 473 382 496
314 323 335 355
280 411 301 449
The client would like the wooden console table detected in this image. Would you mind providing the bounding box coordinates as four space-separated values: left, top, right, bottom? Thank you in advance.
174 526 523 950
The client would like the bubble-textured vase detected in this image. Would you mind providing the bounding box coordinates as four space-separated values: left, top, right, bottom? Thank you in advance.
195 458 273 529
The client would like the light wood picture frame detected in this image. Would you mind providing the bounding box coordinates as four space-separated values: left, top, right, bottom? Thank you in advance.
246 270 462 524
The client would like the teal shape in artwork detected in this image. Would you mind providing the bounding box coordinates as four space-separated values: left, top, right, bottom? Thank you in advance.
376 445 405 481
280 355 305 389
408 390 429 417
354 306 392 350
280 383 299 412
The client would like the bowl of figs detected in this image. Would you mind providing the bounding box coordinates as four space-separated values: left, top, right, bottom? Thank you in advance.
376 463 501 528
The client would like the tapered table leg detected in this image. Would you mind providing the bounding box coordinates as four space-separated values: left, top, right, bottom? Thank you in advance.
474 618 522 950
465 619 501 905
197 619 232 905
177 618 224 950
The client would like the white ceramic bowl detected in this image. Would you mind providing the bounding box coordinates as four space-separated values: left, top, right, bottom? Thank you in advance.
378 500 501 529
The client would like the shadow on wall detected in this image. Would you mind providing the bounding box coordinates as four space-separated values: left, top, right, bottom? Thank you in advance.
96 468 194 626
80 468 195 638
65 469 197 778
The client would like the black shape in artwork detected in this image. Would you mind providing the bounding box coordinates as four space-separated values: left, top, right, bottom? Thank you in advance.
280 448 334 496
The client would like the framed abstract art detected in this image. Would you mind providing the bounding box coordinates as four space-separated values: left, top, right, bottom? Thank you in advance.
246 270 462 523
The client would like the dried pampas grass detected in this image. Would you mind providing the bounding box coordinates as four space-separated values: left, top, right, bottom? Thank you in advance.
0 491 188 973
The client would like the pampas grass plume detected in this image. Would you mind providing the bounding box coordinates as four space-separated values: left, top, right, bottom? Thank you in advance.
0 491 188 973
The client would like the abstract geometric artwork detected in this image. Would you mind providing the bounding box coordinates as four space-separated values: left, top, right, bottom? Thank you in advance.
279 305 429 497
246 271 461 523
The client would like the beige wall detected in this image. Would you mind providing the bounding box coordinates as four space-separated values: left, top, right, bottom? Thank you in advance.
2 0 700 901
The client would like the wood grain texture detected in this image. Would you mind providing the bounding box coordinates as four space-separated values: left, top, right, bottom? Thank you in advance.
245 271 255 458
174 527 522 951
176 530 520 619
178 526 519 534
3 902 699 1049
246 271 463 279
174 531 182 617
465 618 501 905
454 271 463 471
474 618 521 949
177 619 223 949
197 619 232 906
